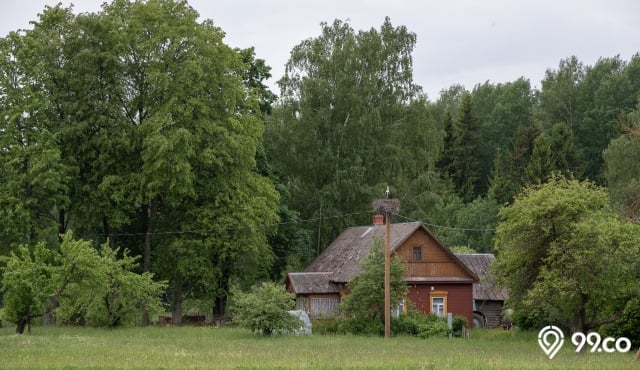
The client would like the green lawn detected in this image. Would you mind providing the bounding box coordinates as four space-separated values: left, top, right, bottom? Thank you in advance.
0 324 637 369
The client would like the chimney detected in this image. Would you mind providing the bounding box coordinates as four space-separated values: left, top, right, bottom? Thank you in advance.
372 214 384 225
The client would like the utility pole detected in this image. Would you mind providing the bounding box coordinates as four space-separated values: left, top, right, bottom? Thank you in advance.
373 186 400 338
384 199 391 338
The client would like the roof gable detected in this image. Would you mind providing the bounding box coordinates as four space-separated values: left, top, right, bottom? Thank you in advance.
303 222 477 283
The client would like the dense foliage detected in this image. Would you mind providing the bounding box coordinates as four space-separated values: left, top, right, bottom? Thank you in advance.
1 1 639 334
1 233 165 332
230 282 302 335
340 239 408 323
492 177 640 332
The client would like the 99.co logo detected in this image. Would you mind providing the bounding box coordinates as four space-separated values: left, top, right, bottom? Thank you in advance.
571 332 632 353
538 326 632 359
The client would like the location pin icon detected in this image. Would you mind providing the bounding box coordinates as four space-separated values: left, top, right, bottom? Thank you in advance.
538 326 565 359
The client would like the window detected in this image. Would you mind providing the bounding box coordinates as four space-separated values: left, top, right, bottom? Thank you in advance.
412 246 422 261
430 291 448 317
392 298 406 318
432 297 445 317
310 297 339 317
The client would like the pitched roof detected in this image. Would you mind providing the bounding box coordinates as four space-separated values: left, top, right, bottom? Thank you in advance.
455 253 508 301
304 222 477 284
286 272 340 294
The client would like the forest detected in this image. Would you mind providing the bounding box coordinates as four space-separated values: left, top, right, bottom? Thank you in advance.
0 0 639 332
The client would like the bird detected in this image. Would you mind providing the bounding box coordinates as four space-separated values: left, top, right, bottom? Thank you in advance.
385 185 390 199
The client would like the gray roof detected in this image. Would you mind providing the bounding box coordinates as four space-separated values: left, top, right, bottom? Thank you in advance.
455 253 508 301
304 222 476 284
304 222 423 283
286 272 340 294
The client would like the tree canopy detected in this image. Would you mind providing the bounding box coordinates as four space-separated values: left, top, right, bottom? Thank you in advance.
492 177 640 332
1 2 639 334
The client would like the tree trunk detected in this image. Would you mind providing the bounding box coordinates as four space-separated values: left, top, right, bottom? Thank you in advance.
102 216 117 250
141 197 159 326
172 276 183 326
16 310 33 334
214 296 227 317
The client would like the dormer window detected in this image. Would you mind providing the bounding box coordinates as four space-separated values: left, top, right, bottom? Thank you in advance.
413 246 422 261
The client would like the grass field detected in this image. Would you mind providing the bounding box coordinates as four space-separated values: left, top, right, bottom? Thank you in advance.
0 324 637 369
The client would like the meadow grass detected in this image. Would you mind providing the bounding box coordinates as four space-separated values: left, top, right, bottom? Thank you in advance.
0 324 637 369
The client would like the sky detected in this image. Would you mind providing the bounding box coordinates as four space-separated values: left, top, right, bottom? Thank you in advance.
1 0 639 100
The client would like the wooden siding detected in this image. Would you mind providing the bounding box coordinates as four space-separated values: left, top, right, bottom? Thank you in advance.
474 300 504 328
395 228 472 278
407 283 474 326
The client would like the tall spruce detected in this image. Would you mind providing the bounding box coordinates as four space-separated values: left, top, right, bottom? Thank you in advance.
451 93 482 202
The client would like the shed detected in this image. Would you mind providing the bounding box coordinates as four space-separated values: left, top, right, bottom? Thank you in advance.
455 253 508 328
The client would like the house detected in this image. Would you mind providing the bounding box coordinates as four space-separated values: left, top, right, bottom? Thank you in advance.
455 253 508 328
285 219 478 325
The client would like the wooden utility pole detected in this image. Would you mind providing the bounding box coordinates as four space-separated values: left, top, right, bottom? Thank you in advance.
373 186 400 339
384 202 391 338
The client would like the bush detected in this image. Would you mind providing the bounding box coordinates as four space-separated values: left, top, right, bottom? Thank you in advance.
451 315 468 336
417 314 449 338
230 282 302 335
391 310 424 336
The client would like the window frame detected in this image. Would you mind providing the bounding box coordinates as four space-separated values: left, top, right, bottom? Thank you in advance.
429 290 448 317
412 246 422 261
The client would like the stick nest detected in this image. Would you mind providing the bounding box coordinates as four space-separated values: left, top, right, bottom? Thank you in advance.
372 198 401 215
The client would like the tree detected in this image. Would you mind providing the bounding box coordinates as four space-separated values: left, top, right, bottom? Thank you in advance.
604 104 640 221
0 1 281 323
574 56 634 182
431 196 499 252
537 56 584 134
450 93 482 201
0 244 55 333
0 12 72 249
488 118 540 204
230 281 302 335
53 233 166 327
492 176 640 332
272 17 427 252
472 78 534 193
1 234 166 330
340 239 408 324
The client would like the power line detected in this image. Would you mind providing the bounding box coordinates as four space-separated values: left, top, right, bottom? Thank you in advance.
81 209 494 239
395 213 496 232
84 209 374 238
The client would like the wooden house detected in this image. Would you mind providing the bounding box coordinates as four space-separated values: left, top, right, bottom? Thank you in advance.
285 220 478 325
455 253 508 328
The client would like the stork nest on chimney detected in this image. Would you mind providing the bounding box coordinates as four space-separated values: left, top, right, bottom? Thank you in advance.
372 198 401 215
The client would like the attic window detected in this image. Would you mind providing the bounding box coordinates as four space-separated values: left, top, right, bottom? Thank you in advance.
413 246 422 261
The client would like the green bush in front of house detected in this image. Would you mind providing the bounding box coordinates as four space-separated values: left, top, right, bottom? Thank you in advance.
417 314 449 338
230 282 302 336
451 315 468 336
391 310 425 336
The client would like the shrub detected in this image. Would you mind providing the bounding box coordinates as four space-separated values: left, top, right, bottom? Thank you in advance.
230 282 302 335
451 315 468 336
417 315 449 338
391 310 424 336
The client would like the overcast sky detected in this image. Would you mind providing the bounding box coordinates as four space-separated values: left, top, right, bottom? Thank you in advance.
1 0 639 100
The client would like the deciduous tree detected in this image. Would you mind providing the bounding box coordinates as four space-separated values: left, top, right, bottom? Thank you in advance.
493 176 640 332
